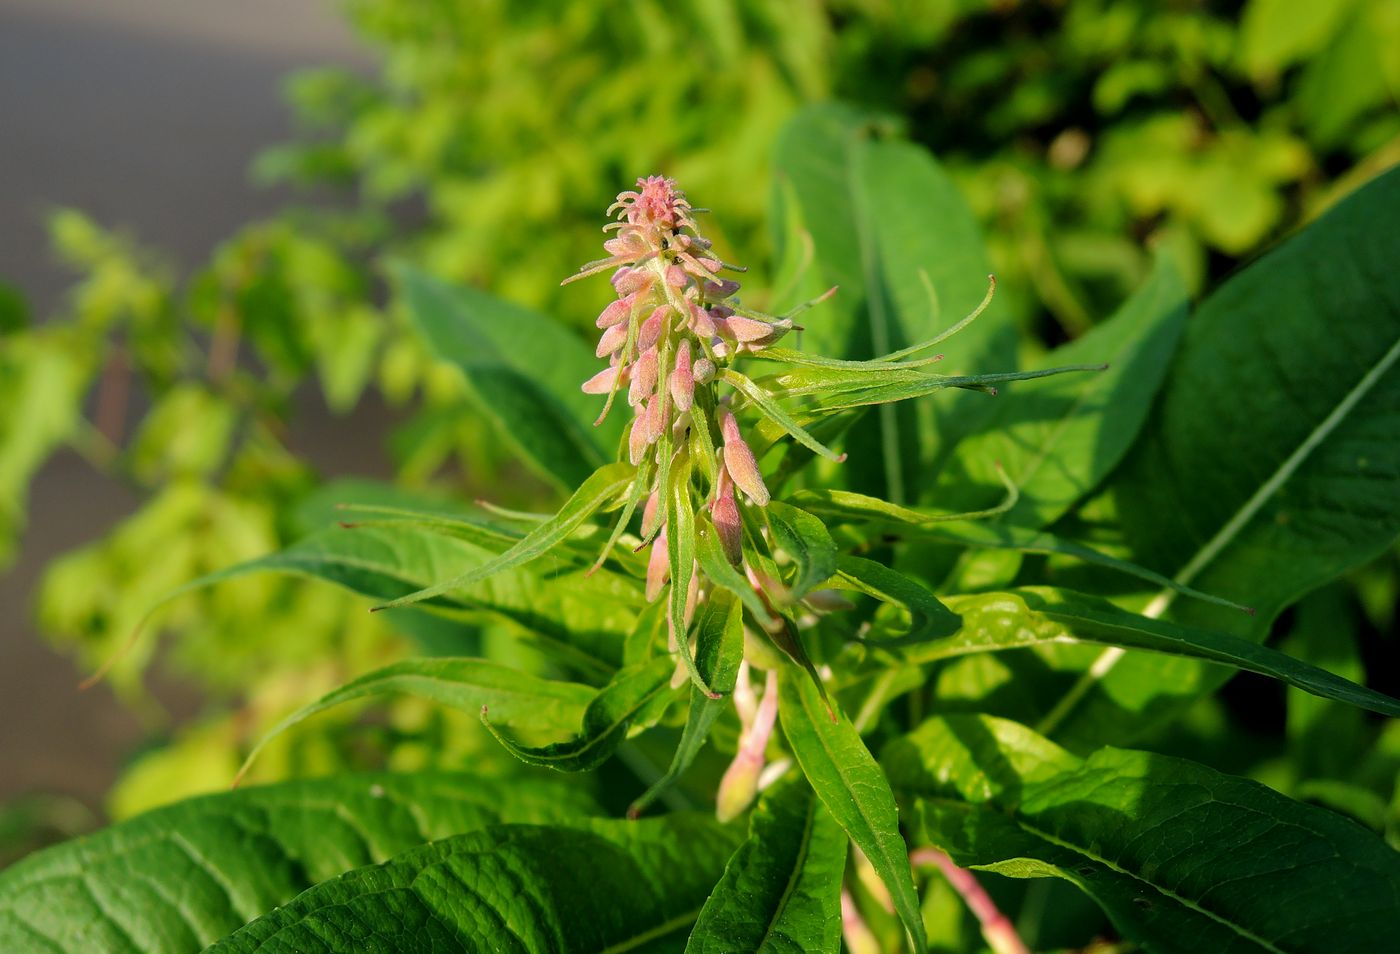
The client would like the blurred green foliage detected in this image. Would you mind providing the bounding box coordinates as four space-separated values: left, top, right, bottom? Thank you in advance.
1 0 1396 826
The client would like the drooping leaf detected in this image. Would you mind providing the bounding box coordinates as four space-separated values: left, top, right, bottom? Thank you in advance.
394 262 617 487
828 555 962 645
883 714 1400 953
933 254 1189 528
687 776 847 953
373 461 634 610
483 655 677 772
901 588 1400 718
206 814 742 954
766 501 839 601
1050 164 1400 745
238 659 597 781
777 670 925 953
631 591 745 817
0 773 599 954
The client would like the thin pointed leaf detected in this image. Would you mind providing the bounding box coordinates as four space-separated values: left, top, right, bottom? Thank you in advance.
829 555 962 646
766 501 838 601
695 517 775 628
778 670 925 953
666 448 716 697
373 462 633 611
721 369 845 462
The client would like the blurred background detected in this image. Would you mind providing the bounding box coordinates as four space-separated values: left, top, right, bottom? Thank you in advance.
1 0 1396 860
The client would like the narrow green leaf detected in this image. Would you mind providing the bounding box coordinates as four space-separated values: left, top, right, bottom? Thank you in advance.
237 658 596 782
687 776 847 953
395 262 617 487
778 670 925 953
483 656 676 772
0 773 599 954
206 814 742 954
883 714 1400 953
907 588 1400 718
829 555 962 646
722 369 845 462
766 501 838 601
666 447 715 697
373 461 634 610
630 591 745 817
695 516 775 627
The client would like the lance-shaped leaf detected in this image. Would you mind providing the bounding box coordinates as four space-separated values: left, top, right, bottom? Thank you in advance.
883 714 1400 954
827 555 962 646
630 591 745 817
483 655 676 772
206 814 743 954
395 262 619 488
778 670 925 953
236 659 597 782
766 501 839 602
722 368 846 462
373 461 634 611
666 446 716 696
901 588 1400 718
1048 164 1400 746
0 773 600 954
687 776 847 953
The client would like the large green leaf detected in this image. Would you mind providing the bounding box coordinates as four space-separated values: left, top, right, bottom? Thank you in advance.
884 715 1400 954
933 254 1188 528
1049 165 1400 745
206 814 742 953
771 104 1009 502
394 262 616 488
777 670 925 952
687 776 847 954
0 773 599 954
903 588 1400 718
766 501 838 602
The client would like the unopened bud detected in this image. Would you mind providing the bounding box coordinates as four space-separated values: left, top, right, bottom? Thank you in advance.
581 364 623 395
693 358 716 384
629 412 649 465
703 278 741 298
596 291 638 329
630 347 659 407
716 667 779 823
595 322 628 358
641 488 661 539
611 267 648 295
720 410 770 506
669 340 694 412
665 264 688 288
712 485 743 565
638 305 667 352
646 526 669 602
688 302 716 338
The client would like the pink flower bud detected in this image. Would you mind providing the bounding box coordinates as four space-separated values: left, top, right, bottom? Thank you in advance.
720 409 769 506
595 322 628 358
693 358 716 384
641 488 661 539
688 302 716 338
716 667 779 823
581 364 624 395
638 306 668 352
712 484 743 565
724 315 775 343
669 340 694 412
665 264 688 288
703 278 741 298
643 395 668 444
611 267 648 295
595 293 634 329
629 412 649 465
646 527 669 602
629 347 659 407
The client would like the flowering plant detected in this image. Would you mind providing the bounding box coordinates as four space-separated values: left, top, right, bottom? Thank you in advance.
5 158 1400 954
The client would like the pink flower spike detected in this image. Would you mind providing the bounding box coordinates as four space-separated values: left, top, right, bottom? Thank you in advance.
595 322 628 358
638 306 667 352
630 347 659 407
720 409 770 506
646 527 670 602
670 340 694 412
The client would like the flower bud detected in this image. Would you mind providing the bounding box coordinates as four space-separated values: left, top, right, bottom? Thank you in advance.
629 347 659 407
642 396 667 444
595 322 628 358
611 267 648 295
646 526 669 602
665 264 688 288
702 278 741 299
712 484 743 565
638 306 667 352
629 412 649 465
641 487 661 540
693 358 716 384
669 340 694 412
720 409 770 506
688 302 716 338
581 364 623 395
724 315 776 343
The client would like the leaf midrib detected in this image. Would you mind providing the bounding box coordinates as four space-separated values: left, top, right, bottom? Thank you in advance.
755 794 819 951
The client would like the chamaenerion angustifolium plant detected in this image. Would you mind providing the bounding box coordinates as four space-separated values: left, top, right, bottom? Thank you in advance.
4 169 1400 954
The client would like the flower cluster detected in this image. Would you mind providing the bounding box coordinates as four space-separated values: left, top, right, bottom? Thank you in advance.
570 176 788 570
